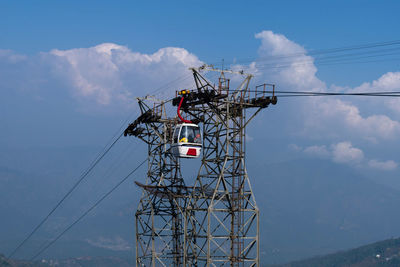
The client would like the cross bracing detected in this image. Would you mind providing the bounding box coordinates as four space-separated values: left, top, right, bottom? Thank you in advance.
124 65 277 266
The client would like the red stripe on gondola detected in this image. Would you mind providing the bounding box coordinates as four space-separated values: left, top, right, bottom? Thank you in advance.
186 148 197 156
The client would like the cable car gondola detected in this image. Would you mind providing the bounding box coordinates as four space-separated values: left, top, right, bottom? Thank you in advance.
171 91 202 158
171 123 201 158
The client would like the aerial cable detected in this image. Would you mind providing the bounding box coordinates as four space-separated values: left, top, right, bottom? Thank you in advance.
204 52 400 74
29 158 148 261
245 90 400 98
274 91 400 97
11 100 171 259
248 57 399 72
251 50 400 71
256 47 400 68
71 137 137 209
206 39 400 66
304 57 400 69
7 74 186 260
7 132 124 259
305 39 400 57
312 46 400 60
152 73 191 94
150 73 194 98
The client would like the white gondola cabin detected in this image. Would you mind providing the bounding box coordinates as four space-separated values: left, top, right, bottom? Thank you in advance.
171 123 202 158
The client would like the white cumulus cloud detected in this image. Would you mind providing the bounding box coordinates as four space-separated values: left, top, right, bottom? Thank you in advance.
331 142 364 164
368 159 398 171
254 30 326 91
250 30 400 142
350 72 400 114
315 98 400 140
49 43 203 106
352 72 400 93
299 142 397 170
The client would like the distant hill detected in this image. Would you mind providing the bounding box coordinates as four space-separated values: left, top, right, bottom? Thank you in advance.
2 237 400 267
248 159 400 264
2 146 400 264
0 253 132 267
272 237 400 267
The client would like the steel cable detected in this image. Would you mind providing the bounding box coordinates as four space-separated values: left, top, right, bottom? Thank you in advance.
7 132 123 259
29 158 147 261
7 72 190 259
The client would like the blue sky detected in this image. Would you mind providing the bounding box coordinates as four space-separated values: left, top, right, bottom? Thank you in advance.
1 0 400 165
2 1 399 56
1 0 399 88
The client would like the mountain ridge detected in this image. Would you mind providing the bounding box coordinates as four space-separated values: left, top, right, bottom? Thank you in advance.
2 147 400 264
271 237 400 267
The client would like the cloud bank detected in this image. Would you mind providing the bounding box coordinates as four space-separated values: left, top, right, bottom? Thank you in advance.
1 44 202 112
251 30 400 143
247 31 400 171
50 43 202 106
1 30 399 171
292 142 397 171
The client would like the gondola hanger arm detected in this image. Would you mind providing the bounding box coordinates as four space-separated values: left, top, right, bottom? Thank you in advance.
177 96 192 123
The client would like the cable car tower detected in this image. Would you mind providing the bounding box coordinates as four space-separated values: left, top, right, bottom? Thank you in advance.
124 65 277 266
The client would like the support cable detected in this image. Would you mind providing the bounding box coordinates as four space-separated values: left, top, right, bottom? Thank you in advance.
29 158 147 261
7 132 124 259
7 71 193 260
246 90 400 98
207 39 400 66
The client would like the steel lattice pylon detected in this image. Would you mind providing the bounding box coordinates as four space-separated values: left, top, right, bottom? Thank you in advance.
124 66 277 266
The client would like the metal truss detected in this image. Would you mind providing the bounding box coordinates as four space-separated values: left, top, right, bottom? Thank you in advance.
124 65 277 266
125 99 188 266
